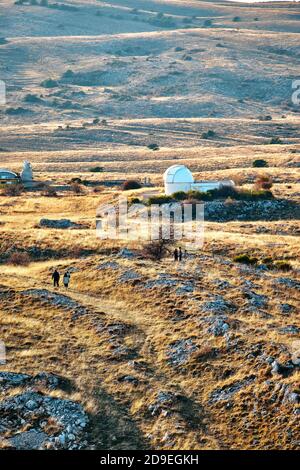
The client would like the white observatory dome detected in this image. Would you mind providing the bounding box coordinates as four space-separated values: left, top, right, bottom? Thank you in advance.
163 165 194 195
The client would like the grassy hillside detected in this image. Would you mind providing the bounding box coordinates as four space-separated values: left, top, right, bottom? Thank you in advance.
0 0 299 451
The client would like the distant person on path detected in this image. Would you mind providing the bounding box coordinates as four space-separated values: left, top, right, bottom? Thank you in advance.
52 269 60 288
179 247 183 262
174 248 179 262
63 271 71 289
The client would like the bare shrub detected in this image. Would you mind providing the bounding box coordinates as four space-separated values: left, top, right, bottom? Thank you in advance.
7 252 31 266
142 239 171 261
70 182 85 195
255 175 273 190
41 186 58 197
1 184 23 197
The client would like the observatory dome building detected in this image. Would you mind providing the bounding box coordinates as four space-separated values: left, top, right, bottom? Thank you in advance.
0 169 19 184
163 165 194 195
163 164 234 195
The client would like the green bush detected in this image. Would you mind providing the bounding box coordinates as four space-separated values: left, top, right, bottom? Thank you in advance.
147 143 160 151
270 136 282 144
40 78 58 88
24 94 42 103
233 254 258 265
253 159 268 168
172 191 189 201
89 166 103 173
129 197 141 205
186 190 211 201
201 130 216 139
147 195 174 205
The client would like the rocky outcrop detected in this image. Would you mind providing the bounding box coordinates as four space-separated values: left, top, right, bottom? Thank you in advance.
204 199 300 222
39 219 87 229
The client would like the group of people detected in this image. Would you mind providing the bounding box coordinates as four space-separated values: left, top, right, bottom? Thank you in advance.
51 247 184 287
52 270 71 289
173 246 184 262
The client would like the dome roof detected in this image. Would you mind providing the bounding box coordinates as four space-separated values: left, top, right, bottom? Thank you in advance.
0 169 18 179
163 165 194 184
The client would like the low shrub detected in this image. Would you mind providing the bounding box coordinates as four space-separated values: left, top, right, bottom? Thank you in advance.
1 184 23 196
129 197 142 205
41 186 58 197
147 143 160 151
233 254 258 265
274 261 292 272
203 19 212 27
147 195 174 205
201 130 216 139
40 79 58 88
270 136 282 144
71 182 85 194
24 94 42 104
253 159 268 168
172 191 189 201
89 166 103 173
122 180 142 191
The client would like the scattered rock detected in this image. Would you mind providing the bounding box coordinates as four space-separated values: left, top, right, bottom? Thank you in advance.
21 289 88 318
271 360 295 377
283 387 300 405
279 325 300 335
0 391 88 450
209 375 256 403
118 270 142 283
167 338 198 367
206 317 230 337
243 290 268 310
117 248 136 259
274 277 300 290
9 430 48 450
148 391 178 416
201 295 236 315
98 261 120 271
279 303 295 315
117 375 139 386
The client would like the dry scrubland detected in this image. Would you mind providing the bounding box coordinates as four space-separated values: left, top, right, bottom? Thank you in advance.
0 0 300 451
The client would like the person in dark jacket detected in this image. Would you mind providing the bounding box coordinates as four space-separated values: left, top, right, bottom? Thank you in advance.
52 269 60 288
174 248 179 262
179 246 183 262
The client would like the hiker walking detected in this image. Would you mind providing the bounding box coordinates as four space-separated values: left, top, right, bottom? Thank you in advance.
63 271 71 289
179 246 183 262
52 269 60 288
174 248 179 262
